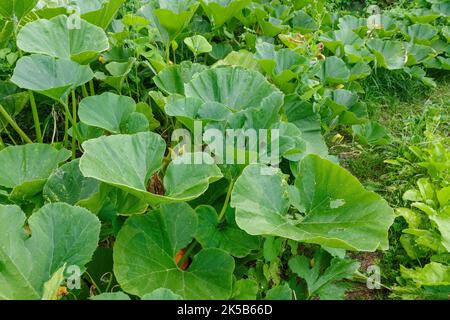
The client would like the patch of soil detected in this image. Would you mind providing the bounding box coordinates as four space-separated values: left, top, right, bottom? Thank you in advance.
349 252 382 272
346 252 387 300
346 283 382 300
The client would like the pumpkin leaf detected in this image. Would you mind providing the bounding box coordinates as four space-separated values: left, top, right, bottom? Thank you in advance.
11 54 94 102
79 132 223 206
184 35 213 55
231 154 394 251
200 0 251 28
17 15 109 64
114 203 235 299
0 203 100 299
0 0 38 20
367 39 407 70
0 144 70 201
78 92 136 134
195 205 260 258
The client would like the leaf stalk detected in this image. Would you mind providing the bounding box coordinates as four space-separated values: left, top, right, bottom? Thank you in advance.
0 103 33 144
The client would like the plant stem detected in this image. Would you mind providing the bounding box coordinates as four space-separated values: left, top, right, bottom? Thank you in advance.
177 240 198 268
172 46 177 64
103 272 114 293
0 103 33 144
165 44 171 64
89 80 95 96
81 84 89 98
218 179 235 221
29 91 43 143
83 272 102 295
0 134 5 149
353 271 391 291
134 58 140 98
63 117 69 147
61 102 78 134
71 90 78 159
0 119 18 145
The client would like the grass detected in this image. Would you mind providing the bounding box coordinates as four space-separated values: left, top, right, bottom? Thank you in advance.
327 70 450 298
331 71 449 196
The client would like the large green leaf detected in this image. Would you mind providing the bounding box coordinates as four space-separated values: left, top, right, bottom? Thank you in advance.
271 122 307 162
165 96 209 131
338 15 367 34
255 42 307 89
17 15 109 64
96 58 136 93
114 203 235 299
170 66 284 130
78 92 136 134
232 279 259 300
185 66 282 111
11 54 94 101
349 61 372 80
323 89 368 125
80 0 126 29
0 144 70 200
407 9 440 24
139 0 199 41
253 6 288 37
195 205 260 258
405 43 436 66
430 209 450 252
284 95 332 160
265 283 293 300
102 186 148 216
0 20 14 47
79 132 223 206
184 35 213 55
79 132 164 198
372 14 398 38
43 159 102 211
0 203 100 299
319 29 364 54
400 262 450 286
292 10 318 33
289 249 360 300
319 57 350 85
230 154 394 251
344 45 373 64
352 121 391 146
0 0 38 20
35 0 125 29
406 23 437 45
431 2 450 17
154 61 207 95
0 81 29 130
214 50 261 71
200 0 251 28
142 288 183 300
367 39 406 70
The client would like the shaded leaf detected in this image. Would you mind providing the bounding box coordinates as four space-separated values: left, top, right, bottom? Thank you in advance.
114 203 235 299
195 205 259 258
